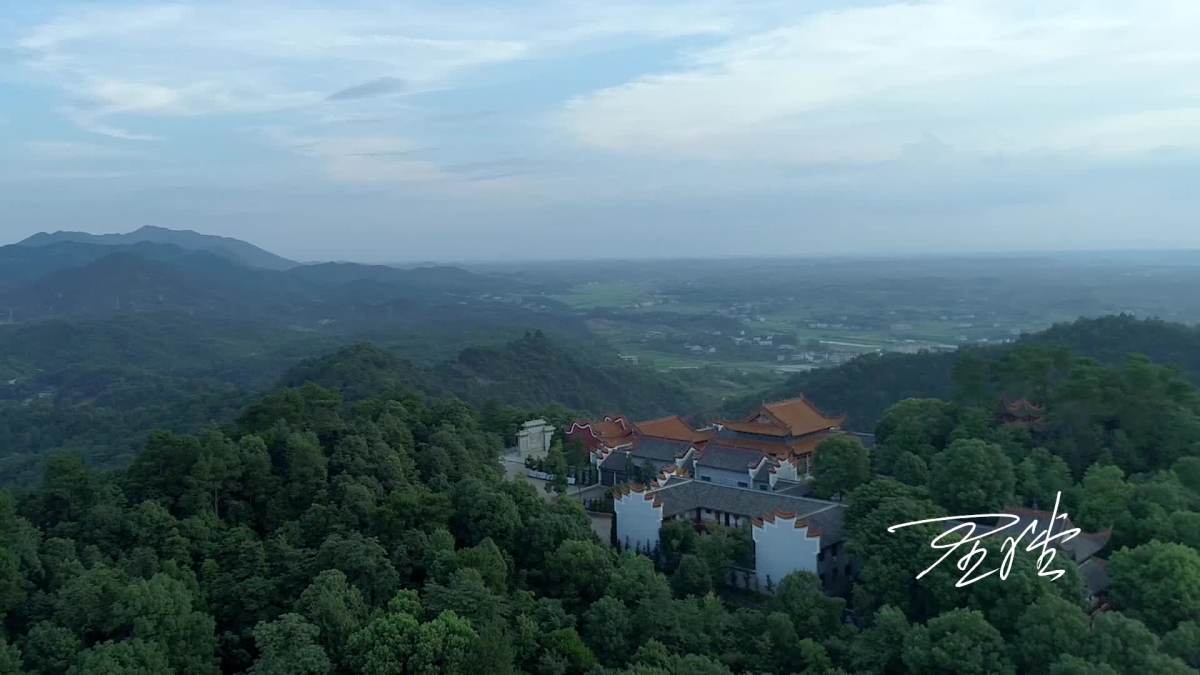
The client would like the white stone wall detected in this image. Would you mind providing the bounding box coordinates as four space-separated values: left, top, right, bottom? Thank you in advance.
752 514 821 591
614 490 663 554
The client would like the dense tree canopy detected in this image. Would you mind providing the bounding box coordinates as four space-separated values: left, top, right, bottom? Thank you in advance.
3 321 1199 674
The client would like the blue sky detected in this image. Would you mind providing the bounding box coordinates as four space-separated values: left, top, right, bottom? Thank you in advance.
3 0 1200 262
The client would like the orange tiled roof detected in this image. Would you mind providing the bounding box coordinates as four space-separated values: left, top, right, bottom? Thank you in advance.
720 420 789 437
570 415 634 442
707 431 835 457
759 397 845 436
635 415 711 443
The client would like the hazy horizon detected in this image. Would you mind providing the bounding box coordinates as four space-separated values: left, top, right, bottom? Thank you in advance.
5 1 1200 262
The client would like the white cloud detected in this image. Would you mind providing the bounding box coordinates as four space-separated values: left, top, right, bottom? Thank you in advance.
563 0 1200 162
15 0 744 141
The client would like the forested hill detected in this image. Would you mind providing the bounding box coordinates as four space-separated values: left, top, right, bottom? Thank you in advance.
2 346 1198 673
0 227 531 325
17 225 297 270
0 323 698 488
283 332 704 418
735 315 1200 431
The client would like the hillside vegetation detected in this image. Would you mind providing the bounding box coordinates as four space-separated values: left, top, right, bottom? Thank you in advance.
738 315 1200 431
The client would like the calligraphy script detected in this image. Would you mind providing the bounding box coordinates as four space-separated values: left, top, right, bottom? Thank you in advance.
886 492 1080 588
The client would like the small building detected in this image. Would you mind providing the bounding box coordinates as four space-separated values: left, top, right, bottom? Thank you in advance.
516 419 555 460
599 436 698 486
694 442 774 490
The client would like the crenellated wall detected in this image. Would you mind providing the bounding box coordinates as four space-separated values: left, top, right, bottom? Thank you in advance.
752 511 822 592
613 486 664 554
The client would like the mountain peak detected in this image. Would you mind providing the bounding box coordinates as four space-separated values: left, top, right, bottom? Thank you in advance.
15 226 296 270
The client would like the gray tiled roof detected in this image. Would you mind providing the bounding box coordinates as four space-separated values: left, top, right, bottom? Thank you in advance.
599 436 693 471
1078 557 1110 597
697 443 767 472
633 437 694 462
649 480 845 544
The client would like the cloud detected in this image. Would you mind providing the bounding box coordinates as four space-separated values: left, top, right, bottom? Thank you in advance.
15 2 532 139
23 140 141 161
327 77 407 101
563 0 1200 163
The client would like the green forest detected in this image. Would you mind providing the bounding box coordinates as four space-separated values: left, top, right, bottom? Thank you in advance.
3 322 1200 673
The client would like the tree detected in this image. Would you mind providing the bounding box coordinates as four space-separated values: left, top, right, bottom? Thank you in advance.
891 451 928 486
539 627 595 674
606 553 672 608
582 597 632 665
928 438 1014 512
423 568 505 628
22 621 82 675
0 546 24 618
1162 621 1200 669
313 532 400 607
1086 612 1191 674
543 439 569 496
111 572 218 675
849 605 910 674
1013 595 1089 674
902 609 1013 675
844 480 946 617
1014 448 1073 508
545 540 614 604
249 614 332 675
67 639 172 675
873 398 956 473
1074 464 1133 531
455 537 509 592
296 570 367 668
670 555 711 597
1108 541 1200 632
769 572 844 641
811 436 871 499
348 610 477 675
449 478 520 549
0 638 22 675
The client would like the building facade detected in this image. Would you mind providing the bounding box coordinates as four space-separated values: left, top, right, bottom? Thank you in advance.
613 478 852 595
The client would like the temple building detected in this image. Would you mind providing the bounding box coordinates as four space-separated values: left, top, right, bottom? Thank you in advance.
711 397 846 475
572 397 851 489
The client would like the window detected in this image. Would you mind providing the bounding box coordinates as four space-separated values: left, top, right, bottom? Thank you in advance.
818 550 825 562
758 484 767 491
701 475 711 482
844 563 852 577
737 481 748 488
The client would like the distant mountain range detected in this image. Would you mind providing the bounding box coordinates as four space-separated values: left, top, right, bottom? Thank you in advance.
0 226 533 325
18 225 297 270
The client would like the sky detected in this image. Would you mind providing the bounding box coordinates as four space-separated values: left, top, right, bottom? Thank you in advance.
2 0 1200 262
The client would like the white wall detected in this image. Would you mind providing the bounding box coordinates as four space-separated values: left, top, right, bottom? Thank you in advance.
752 514 821 591
614 489 663 554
